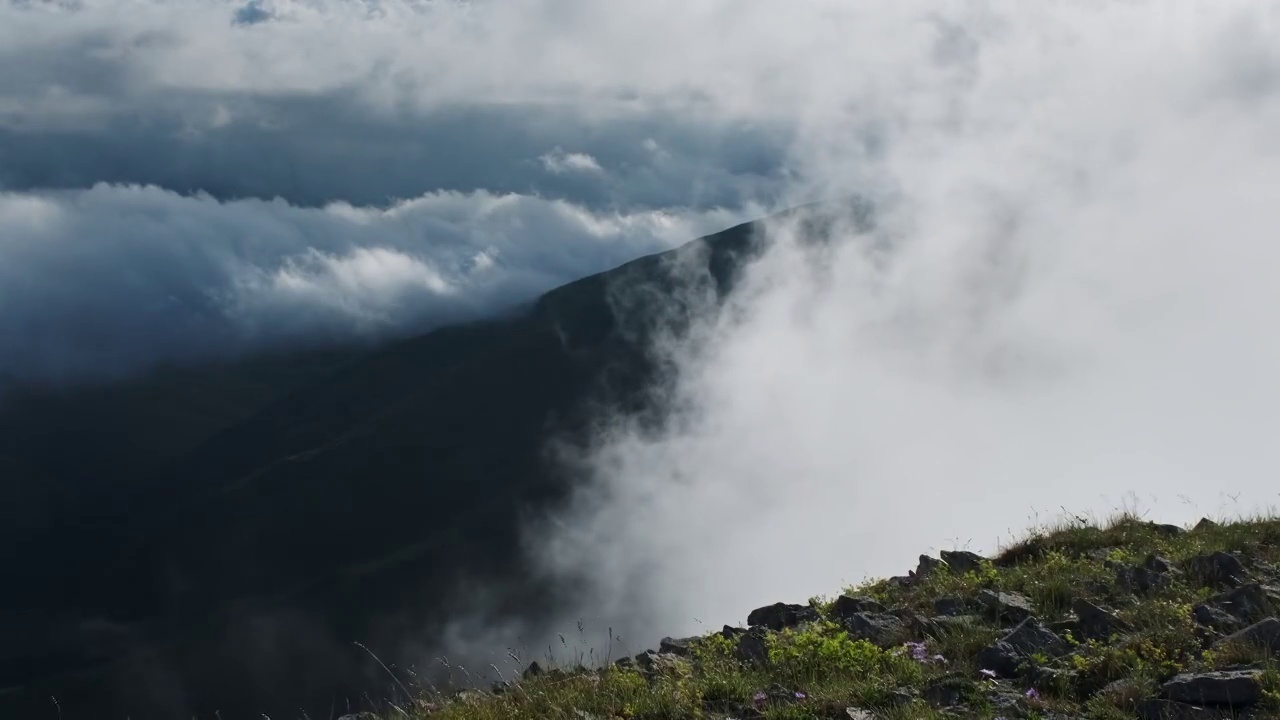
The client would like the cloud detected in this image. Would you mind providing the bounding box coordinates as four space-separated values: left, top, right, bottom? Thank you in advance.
511 0 1280 666
541 148 605 176
0 183 756 385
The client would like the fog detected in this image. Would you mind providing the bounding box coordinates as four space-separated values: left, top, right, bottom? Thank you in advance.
515 0 1280 667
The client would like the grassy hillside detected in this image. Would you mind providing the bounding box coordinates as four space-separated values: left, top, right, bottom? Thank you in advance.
373 513 1280 720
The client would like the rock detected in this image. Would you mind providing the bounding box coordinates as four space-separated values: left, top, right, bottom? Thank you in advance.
1150 522 1187 537
490 680 511 695
933 596 978 616
1048 618 1080 640
940 550 986 574
1117 556 1176 595
915 554 948 578
634 651 683 675
1136 699 1224 720
1206 584 1277 623
1194 518 1220 532
977 589 1035 623
921 675 973 707
1161 670 1263 707
717 624 746 639
1216 618 1280 658
931 615 983 632
1193 603 1244 634
658 636 695 657
977 618 1067 678
845 709 877 720
843 612 907 648
613 656 635 670
747 601 818 631
1072 597 1128 640
735 626 770 665
832 595 887 618
522 661 543 679
1186 551 1248 587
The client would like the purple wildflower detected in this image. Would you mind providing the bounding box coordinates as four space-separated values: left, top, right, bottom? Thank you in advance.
904 641 930 662
1025 688 1041 701
795 691 807 700
753 691 768 708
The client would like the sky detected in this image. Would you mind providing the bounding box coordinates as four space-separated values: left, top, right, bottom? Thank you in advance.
7 0 1280 692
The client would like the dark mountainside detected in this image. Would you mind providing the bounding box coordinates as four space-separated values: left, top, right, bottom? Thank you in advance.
0 200 871 720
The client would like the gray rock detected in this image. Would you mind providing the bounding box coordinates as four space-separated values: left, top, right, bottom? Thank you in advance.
522 661 543 679
1194 517 1220 531
735 626 770 665
931 615 983 631
746 601 818 631
658 636 696 656
915 554 948 578
921 675 973 707
1206 584 1276 623
1150 523 1187 537
832 595 887 618
1117 556 1177 595
1072 597 1128 640
1215 618 1280 658
1194 603 1245 634
977 617 1066 678
977 589 1035 623
845 709 877 720
940 550 986 574
634 651 683 675
1136 699 1226 720
1161 670 1263 707
1186 552 1248 588
843 612 906 648
933 595 978 616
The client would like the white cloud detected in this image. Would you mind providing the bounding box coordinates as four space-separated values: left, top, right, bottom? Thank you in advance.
510 0 1280 664
0 184 753 384
540 148 605 175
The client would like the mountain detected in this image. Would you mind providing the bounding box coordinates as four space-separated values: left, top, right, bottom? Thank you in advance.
0 199 870 719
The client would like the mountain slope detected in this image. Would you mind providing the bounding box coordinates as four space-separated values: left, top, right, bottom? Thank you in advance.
0 206 787 720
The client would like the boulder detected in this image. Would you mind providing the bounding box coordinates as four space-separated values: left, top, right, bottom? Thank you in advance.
735 626 770 665
1193 603 1244 634
747 601 818 631
843 612 906 648
1117 555 1177 595
1185 551 1248 588
1215 618 1280 658
915 554 948 578
1205 584 1276 623
658 636 696 657
1193 517 1220 532
1160 670 1263 707
1136 699 1224 720
1072 597 1129 640
976 617 1067 678
977 589 1035 623
933 595 978 617
940 550 986 575
832 595 887 619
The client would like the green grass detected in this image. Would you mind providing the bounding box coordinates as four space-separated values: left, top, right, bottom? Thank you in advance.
371 512 1280 720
